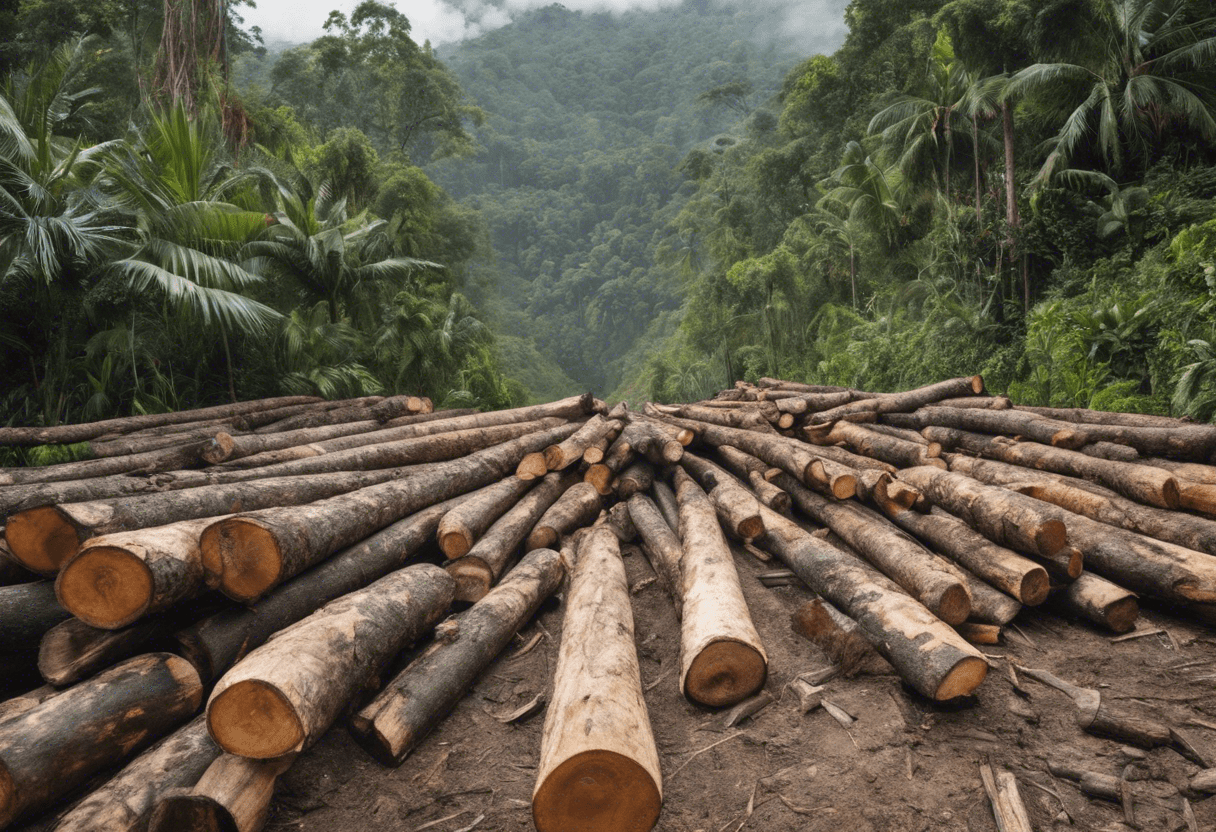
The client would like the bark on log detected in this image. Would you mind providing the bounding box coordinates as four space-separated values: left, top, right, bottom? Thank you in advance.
1014 405 1186 428
789 599 873 669
1138 458 1216 484
809 421 945 470
863 422 941 451
652 481 680 533
647 403 775 432
755 378 848 393
885 406 1092 449
627 495 684 616
678 452 764 541
0 653 203 828
54 715 220 832
206 564 453 759
747 471 791 512
199 422 580 602
0 581 71 650
807 376 985 425
446 472 576 603
437 476 535 559
935 395 1012 410
532 528 662 832
526 483 602 551
772 390 855 415
958 566 1023 626
674 469 767 707
714 445 777 480
774 473 971 625
0 440 218 487
351 548 565 766
177 498 459 683
615 461 655 499
543 416 620 471
89 426 251 459
957 623 1001 645
0 686 56 725
597 501 637 544
755 504 987 699
1052 572 1139 633
39 616 165 686
620 420 683 465
148 752 293 832
1078 441 1141 462
979 763 1033 832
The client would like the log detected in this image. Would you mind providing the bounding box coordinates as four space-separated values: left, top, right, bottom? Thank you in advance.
1078 441 1141 462
446 471 575 603
807 376 985 425
0 397 322 446
532 528 662 832
0 686 57 725
793 438 898 474
89 425 250 459
0 581 71 651
1020 666 1170 748
1053 572 1139 633
526 483 602 551
1014 405 1186 428
615 461 655 499
206 564 453 759
979 763 1033 832
597 502 638 544
678 452 764 541
54 716 221 832
148 752 293 832
773 390 855 414
627 495 684 615
647 402 774 433
936 395 1011 410
652 480 680 532
39 615 166 686
886 406 1091 449
177 497 459 683
582 435 610 464
790 599 872 670
674 469 767 707
754 504 987 699
809 420 944 469
1139 458 1216 484
774 473 971 625
0 653 203 828
957 623 1002 645
437 476 534 559
351 548 566 765
755 378 848 393
958 567 1023 625
0 439 217 487
543 416 620 471
620 420 683 465
863 422 943 453
747 471 791 512
199 421 580 602
714 445 778 480
585 434 634 495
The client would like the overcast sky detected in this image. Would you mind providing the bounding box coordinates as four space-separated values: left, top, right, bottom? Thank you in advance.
242 0 847 50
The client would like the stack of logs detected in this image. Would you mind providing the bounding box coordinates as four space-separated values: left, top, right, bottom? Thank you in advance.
3 376 1216 831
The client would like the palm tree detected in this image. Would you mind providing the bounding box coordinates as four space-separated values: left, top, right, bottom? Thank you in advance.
820 141 904 248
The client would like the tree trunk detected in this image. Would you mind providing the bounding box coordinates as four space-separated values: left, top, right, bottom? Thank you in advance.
446 472 576 603
809 420 944 469
199 421 580 602
532 528 662 832
177 497 460 683
0 439 217 487
790 598 873 669
149 752 294 832
206 564 453 759
715 445 778 480
0 581 70 651
39 615 167 686
679 452 764 540
437 475 535 559
1014 405 1186 429
646 403 774 432
958 565 1023 625
0 653 203 828
351 548 565 766
1052 572 1139 633
755 503 987 700
527 483 602 551
543 416 620 471
614 461 655 499
806 376 985 425
674 469 768 707
619 420 684 466
652 480 680 533
54 716 220 832
886 406 1090 449
627 495 684 617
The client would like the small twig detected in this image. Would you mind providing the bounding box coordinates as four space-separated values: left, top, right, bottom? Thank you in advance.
1008 622 1037 648
644 671 670 692
452 814 486 832
1187 718 1216 732
1023 778 1071 823
509 630 545 659
1112 628 1165 643
413 811 467 832
669 732 744 780
777 794 815 815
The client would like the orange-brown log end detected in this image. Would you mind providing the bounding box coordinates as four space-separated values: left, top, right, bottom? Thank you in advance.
533 750 662 832
517 453 549 481
933 655 988 701
446 557 492 604
584 464 614 496
1034 520 1069 558
527 528 559 553
969 375 985 395
199 518 283 603
1019 567 1051 607
736 514 764 541
439 530 472 560
935 584 972 627
200 432 236 464
683 639 767 708
208 680 304 759
56 545 153 629
1104 596 1140 634
1050 428 1090 450
4 507 82 575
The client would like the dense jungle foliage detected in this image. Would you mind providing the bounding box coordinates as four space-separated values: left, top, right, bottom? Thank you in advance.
2 0 1215 431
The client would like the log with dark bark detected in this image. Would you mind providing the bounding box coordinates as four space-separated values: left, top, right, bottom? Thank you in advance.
526 482 602 551
674 468 767 707
351 548 565 766
884 406 1091 449
808 420 945 470
0 652 203 828
774 473 972 625
148 752 294 832
652 480 681 533
446 472 576 603
0 686 56 725
790 598 873 670
437 476 535 559
627 495 684 615
807 376 985 425
714 445 777 481
1051 572 1139 633
754 504 987 700
0 581 71 653
1078 441 1141 462
199 421 580 602
39 616 166 686
532 528 662 832
89 425 251 459
54 716 221 832
1020 666 1170 748
0 439 218 487
958 567 1023 626
206 564 453 759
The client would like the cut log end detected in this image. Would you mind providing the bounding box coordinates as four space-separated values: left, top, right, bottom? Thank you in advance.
969 375 985 395
446 557 493 604
1034 520 1068 558
149 793 234 832
200 519 283 603
528 529 560 552
831 473 857 500
683 640 767 708
5 507 81 574
55 546 153 629
200 432 236 464
736 516 764 541
532 749 662 832
517 453 549 481
439 530 473 561
1105 598 1140 634
933 656 988 701
1019 568 1051 607
208 680 304 759
937 584 972 627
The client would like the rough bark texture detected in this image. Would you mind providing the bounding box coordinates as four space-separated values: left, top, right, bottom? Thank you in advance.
619 420 684 466
1053 572 1139 633
206 564 453 759
652 480 680 533
807 376 985 425
0 440 217 487
0 652 203 828
675 469 768 707
957 566 1023 626
0 581 70 650
532 528 662 832
437 476 535 559
543 416 619 471
351 548 565 766
886 406 1091 449
39 615 165 686
614 461 655 499
755 504 987 700
1014 405 1187 428
148 752 294 832
811 421 945 470
647 403 774 433
627 495 684 616
527 483 603 551
679 452 764 540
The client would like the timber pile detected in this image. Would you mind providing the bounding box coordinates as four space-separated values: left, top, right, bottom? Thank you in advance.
2 379 1216 830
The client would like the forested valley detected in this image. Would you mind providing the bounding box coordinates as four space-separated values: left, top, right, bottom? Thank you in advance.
1 0 1215 446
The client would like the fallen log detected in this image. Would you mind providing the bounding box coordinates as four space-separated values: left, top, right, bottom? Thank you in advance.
351 547 565 766
883 406 1091 449
652 480 681 532
620 420 684 465
199 421 580 602
0 686 57 725
526 482 602 551
1014 405 1186 428
790 598 873 670
177 497 460 683
0 652 203 828
627 495 684 615
674 469 767 707
0 581 71 652
0 439 219 487
1138 458 1216 484
715 445 777 480
532 528 662 832
206 564 453 759
862 422 942 453
979 763 1033 832
754 504 987 700
543 416 620 471
54 715 221 832
958 567 1023 625
585 433 635 495
39 615 166 686
437 476 535 559
807 376 985 425
746 471 791 512
807 420 944 470
678 452 764 541
615 461 655 499
148 752 294 832
755 378 849 394
1052 572 1139 633
446 471 575 603
771 390 855 415
597 501 638 543
957 623 1002 645
774 473 971 625
1078 441 1141 462
646 402 775 432
88 425 252 459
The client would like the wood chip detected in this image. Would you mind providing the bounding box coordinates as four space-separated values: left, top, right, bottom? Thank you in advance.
821 698 854 727
509 630 545 659
629 576 657 595
724 690 774 728
742 542 772 562
489 693 545 724
1112 628 1165 643
414 811 467 832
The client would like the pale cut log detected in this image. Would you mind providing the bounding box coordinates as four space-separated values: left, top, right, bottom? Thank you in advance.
809 421 944 470
369 394 430 421
748 470 791 512
1015 405 1186 428
889 406 1092 449
596 501 637 543
646 402 774 433
177 497 460 683
936 395 1011 410
1053 572 1138 633
863 422 941 453
652 480 680 532
1046 417 1216 461
774 473 971 625
773 390 855 414
89 425 249 459
437 476 534 559
351 548 565 766
637 414 693 446
980 763 1033 832
678 452 764 540
615 461 655 499
790 598 872 670
543 415 619 470
627 495 684 615
582 435 610 464
620 420 683 465
516 451 549 480
0 653 203 828
601 433 635 473
0 397 321 446
206 564 453 759
1078 441 1141 462
0 685 57 725
957 623 1001 645
924 426 1180 509
755 378 848 393
674 469 767 707
873 501 1049 605
793 437 898 474
148 752 293 832
200 421 580 602
714 445 775 480
39 615 165 686
1139 458 1216 484
583 462 614 495
755 504 987 699
807 457 859 500
527 482 602 551
0 439 218 487
853 470 894 504
0 581 71 650
532 528 662 832
957 566 1023 625
54 715 220 832
1178 478 1216 516
56 516 226 629
807 376 985 425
